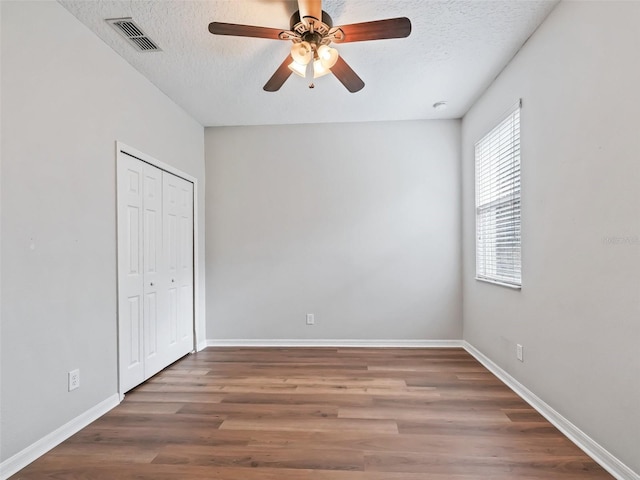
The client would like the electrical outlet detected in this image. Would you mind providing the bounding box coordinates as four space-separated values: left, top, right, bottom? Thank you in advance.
306 313 315 325
68 369 80 391
516 344 524 362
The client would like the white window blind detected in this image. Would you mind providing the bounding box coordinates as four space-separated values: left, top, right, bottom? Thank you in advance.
475 101 521 287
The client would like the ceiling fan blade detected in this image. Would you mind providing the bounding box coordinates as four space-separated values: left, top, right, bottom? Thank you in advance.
264 56 294 92
330 56 365 93
208 22 286 40
332 17 411 43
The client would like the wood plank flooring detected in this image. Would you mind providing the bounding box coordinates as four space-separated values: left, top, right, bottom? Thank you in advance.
11 347 612 479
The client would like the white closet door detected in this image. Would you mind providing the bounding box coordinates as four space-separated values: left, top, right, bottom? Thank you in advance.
118 152 195 394
141 163 167 378
163 172 194 363
117 155 145 392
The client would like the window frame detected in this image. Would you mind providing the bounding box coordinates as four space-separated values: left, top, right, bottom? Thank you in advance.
474 100 522 289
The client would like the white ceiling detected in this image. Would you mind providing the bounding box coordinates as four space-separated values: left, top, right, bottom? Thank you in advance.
58 0 558 127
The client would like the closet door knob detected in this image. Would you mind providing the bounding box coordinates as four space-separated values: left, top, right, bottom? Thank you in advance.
171 279 175 283
150 282 154 287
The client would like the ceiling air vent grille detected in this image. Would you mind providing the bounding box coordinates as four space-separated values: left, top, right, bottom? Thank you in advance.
106 18 161 52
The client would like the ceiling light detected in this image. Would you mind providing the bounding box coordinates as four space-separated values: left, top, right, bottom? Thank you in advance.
288 61 307 78
290 41 312 65
433 101 448 111
313 59 331 78
317 44 339 69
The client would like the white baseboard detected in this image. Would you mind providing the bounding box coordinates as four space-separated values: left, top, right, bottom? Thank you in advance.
0 393 120 480
205 339 463 348
463 341 639 480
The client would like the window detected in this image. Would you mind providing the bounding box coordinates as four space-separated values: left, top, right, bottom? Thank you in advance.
475 100 521 287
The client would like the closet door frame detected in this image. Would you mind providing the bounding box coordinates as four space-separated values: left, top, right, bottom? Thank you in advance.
115 141 201 398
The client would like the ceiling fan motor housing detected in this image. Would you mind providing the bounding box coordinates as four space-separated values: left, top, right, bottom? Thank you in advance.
289 10 334 44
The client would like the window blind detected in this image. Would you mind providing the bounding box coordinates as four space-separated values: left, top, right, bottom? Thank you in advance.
475 101 521 287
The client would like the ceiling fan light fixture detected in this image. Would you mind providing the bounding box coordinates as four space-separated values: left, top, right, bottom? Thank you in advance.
317 44 339 69
288 60 308 78
313 58 331 78
290 41 313 65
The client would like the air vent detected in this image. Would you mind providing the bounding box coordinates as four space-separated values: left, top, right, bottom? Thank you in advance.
106 17 161 52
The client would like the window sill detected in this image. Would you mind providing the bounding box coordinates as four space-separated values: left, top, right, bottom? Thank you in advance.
475 277 521 290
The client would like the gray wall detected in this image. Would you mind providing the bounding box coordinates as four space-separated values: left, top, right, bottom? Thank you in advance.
0 1 205 461
205 121 462 341
461 1 640 473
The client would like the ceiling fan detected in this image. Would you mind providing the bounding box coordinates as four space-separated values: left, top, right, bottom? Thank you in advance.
208 0 411 93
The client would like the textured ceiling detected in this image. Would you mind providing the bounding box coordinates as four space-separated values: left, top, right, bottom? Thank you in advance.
58 0 558 127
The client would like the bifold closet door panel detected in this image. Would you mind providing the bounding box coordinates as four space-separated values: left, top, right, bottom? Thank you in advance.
116 155 145 392
163 172 195 363
177 176 194 356
142 163 168 379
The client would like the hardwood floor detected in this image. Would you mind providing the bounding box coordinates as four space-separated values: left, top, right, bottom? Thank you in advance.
11 347 612 479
